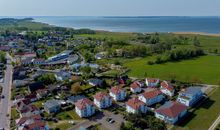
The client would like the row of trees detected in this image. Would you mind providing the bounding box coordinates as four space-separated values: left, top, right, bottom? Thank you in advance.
149 48 205 65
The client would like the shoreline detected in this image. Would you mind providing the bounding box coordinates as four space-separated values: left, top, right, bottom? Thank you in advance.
31 18 220 37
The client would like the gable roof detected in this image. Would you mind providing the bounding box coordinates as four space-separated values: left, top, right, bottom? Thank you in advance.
109 86 124 95
75 98 94 110
146 78 160 83
44 99 61 109
155 101 187 118
130 82 141 89
126 97 145 110
161 81 174 91
94 92 110 102
180 87 202 95
141 89 162 99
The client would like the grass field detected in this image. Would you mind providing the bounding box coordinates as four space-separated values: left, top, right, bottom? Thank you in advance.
124 55 220 84
173 87 220 130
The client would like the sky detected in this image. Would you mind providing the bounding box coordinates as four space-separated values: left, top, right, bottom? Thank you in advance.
0 0 220 16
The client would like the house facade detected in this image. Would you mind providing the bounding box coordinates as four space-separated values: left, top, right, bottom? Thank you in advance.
138 89 164 106
177 87 203 106
109 86 126 101
44 99 61 114
155 101 188 124
130 81 142 93
160 81 175 97
75 98 95 118
94 92 112 109
126 97 147 114
145 78 160 87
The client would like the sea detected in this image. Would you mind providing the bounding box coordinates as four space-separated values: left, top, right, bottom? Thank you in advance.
1 16 220 34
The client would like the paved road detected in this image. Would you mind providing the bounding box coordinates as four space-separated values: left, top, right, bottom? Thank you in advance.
209 115 220 130
0 53 13 129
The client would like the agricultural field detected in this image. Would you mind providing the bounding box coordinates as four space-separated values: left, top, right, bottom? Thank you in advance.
124 55 220 84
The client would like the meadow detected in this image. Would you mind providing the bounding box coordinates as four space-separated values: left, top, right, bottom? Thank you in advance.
124 55 220 85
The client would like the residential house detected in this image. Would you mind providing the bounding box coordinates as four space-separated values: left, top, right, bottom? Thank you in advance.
16 114 49 130
75 98 95 118
109 86 126 101
145 78 160 87
88 78 104 87
138 88 164 106
126 97 147 114
36 89 49 99
19 105 40 117
28 82 45 93
177 87 203 107
25 94 38 102
155 101 188 124
44 99 61 114
33 59 45 65
94 92 112 109
55 71 72 81
130 81 142 93
67 95 86 104
160 81 175 97
0 46 11 51
21 58 33 65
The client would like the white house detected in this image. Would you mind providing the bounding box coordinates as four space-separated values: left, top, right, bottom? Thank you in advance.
109 86 126 101
75 98 95 118
126 97 147 114
94 92 112 109
130 82 142 93
155 101 188 124
138 88 164 106
145 78 160 87
177 87 203 107
160 81 175 97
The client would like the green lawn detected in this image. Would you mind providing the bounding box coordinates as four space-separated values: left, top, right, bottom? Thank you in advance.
56 110 82 120
173 87 220 130
124 55 220 84
10 108 20 128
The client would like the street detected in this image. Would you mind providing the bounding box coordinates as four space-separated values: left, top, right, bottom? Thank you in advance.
0 53 13 129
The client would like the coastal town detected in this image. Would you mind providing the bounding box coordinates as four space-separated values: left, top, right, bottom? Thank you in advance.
0 18 220 130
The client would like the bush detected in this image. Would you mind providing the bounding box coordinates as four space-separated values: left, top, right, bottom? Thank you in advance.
147 61 154 65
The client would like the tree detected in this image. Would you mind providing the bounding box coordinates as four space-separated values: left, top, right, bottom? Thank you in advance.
193 36 200 47
36 73 56 85
71 82 82 95
80 66 91 74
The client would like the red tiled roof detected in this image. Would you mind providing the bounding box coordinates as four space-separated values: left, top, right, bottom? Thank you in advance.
161 81 174 91
94 92 110 102
141 89 162 99
20 105 39 114
130 82 141 89
17 114 41 125
16 99 30 108
126 97 145 110
23 121 46 130
25 94 37 100
155 101 187 118
109 86 123 95
75 98 94 110
147 78 159 83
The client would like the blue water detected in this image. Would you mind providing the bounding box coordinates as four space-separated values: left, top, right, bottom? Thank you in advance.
2 16 220 33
